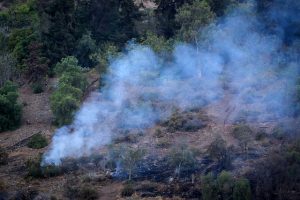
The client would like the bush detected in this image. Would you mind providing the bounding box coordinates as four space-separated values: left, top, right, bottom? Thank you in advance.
0 147 8 165
27 133 48 149
207 137 232 169
232 124 253 154
168 144 197 176
201 173 218 200
51 94 80 126
0 81 22 132
121 183 134 197
26 155 62 178
50 57 87 126
233 178 251 200
31 82 44 94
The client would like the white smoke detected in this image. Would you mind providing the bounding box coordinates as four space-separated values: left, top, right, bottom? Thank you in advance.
42 1 299 165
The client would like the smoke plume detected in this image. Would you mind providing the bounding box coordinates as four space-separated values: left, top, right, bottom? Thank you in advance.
43 0 299 165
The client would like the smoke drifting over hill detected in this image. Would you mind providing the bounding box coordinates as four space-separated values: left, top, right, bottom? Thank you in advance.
42 0 299 165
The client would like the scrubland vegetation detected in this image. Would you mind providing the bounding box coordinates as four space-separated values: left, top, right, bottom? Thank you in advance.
0 0 299 199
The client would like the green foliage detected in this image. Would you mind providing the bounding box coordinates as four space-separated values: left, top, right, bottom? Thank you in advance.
0 147 8 165
0 81 22 132
58 71 87 91
27 133 48 149
155 0 193 38
51 56 87 126
31 81 44 94
75 32 97 68
92 43 119 74
75 0 140 46
50 94 80 126
175 0 215 43
54 56 83 75
202 173 218 200
38 0 76 66
24 41 49 82
0 53 16 87
141 32 174 53
217 171 234 200
233 178 251 200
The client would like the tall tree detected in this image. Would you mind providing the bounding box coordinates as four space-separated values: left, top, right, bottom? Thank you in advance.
75 0 140 46
38 0 76 67
175 0 215 44
154 0 192 38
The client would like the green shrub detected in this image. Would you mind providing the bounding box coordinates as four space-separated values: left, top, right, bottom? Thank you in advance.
27 133 48 149
50 57 87 126
201 173 218 200
217 171 234 200
59 71 87 91
31 82 44 94
0 147 8 165
0 81 22 132
50 94 80 126
233 178 251 200
54 56 82 75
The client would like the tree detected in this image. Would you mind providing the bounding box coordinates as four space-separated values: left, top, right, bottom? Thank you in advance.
24 41 49 83
141 32 174 53
0 81 22 132
121 147 146 180
206 0 236 16
233 178 251 200
217 171 234 200
75 32 97 68
207 137 232 169
175 0 215 43
50 94 79 126
0 53 16 87
202 172 218 200
168 144 197 177
232 125 253 157
54 56 82 75
154 0 192 38
50 56 86 126
38 0 76 66
75 0 140 46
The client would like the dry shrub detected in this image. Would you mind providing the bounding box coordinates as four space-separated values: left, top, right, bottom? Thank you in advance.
121 183 135 197
0 147 8 165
